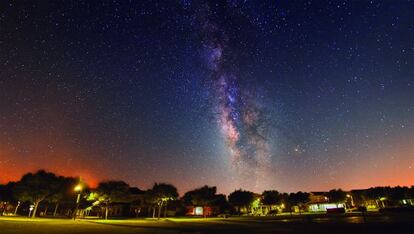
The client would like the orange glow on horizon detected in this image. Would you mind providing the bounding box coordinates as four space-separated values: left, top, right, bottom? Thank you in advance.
1 135 413 193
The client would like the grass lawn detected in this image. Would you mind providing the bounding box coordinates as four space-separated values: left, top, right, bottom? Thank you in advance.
1 214 414 234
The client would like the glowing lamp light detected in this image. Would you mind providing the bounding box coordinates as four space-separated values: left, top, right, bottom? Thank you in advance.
74 184 83 192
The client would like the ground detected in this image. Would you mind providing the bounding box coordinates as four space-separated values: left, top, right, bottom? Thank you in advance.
1 214 414 234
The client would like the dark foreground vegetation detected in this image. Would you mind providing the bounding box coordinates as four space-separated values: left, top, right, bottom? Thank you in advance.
1 170 414 220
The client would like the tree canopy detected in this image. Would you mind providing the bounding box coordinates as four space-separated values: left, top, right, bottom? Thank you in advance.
228 189 254 209
327 189 347 203
0 182 15 203
262 190 281 206
145 183 178 219
182 185 217 206
288 192 310 206
14 170 64 217
96 181 131 203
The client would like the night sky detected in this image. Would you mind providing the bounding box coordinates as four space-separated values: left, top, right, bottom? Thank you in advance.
1 1 413 194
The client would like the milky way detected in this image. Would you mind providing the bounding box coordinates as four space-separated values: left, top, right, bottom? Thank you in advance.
193 2 272 190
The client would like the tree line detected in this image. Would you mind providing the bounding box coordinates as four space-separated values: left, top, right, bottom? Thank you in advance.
1 170 413 218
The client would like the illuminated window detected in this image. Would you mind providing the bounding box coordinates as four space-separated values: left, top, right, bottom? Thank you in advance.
195 206 203 216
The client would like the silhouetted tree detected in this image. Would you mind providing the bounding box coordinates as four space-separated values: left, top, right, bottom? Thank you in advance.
211 194 231 214
289 192 310 214
182 185 224 217
14 170 62 218
146 183 178 219
280 192 292 214
327 189 347 207
228 189 254 215
0 183 15 215
389 186 408 200
364 187 387 208
95 181 131 219
47 176 78 216
262 190 281 206
0 183 13 202
408 186 414 199
260 190 281 215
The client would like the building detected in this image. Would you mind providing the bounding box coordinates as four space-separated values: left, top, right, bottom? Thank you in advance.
308 192 345 213
308 203 345 212
186 206 217 217
309 192 329 203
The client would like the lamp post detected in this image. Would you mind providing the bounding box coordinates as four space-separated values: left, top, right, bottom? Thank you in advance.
73 184 82 220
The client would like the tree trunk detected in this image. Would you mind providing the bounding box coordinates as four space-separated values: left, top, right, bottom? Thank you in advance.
157 205 162 220
14 202 20 215
152 207 156 218
105 206 109 220
164 202 168 218
44 204 49 216
32 201 40 218
53 203 59 216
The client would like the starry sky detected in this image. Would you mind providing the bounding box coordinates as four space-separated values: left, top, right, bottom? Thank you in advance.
1 0 413 194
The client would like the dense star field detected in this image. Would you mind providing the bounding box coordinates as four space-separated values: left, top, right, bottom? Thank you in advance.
1 1 413 194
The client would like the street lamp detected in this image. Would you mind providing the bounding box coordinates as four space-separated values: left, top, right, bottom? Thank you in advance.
73 184 83 220
74 184 83 193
